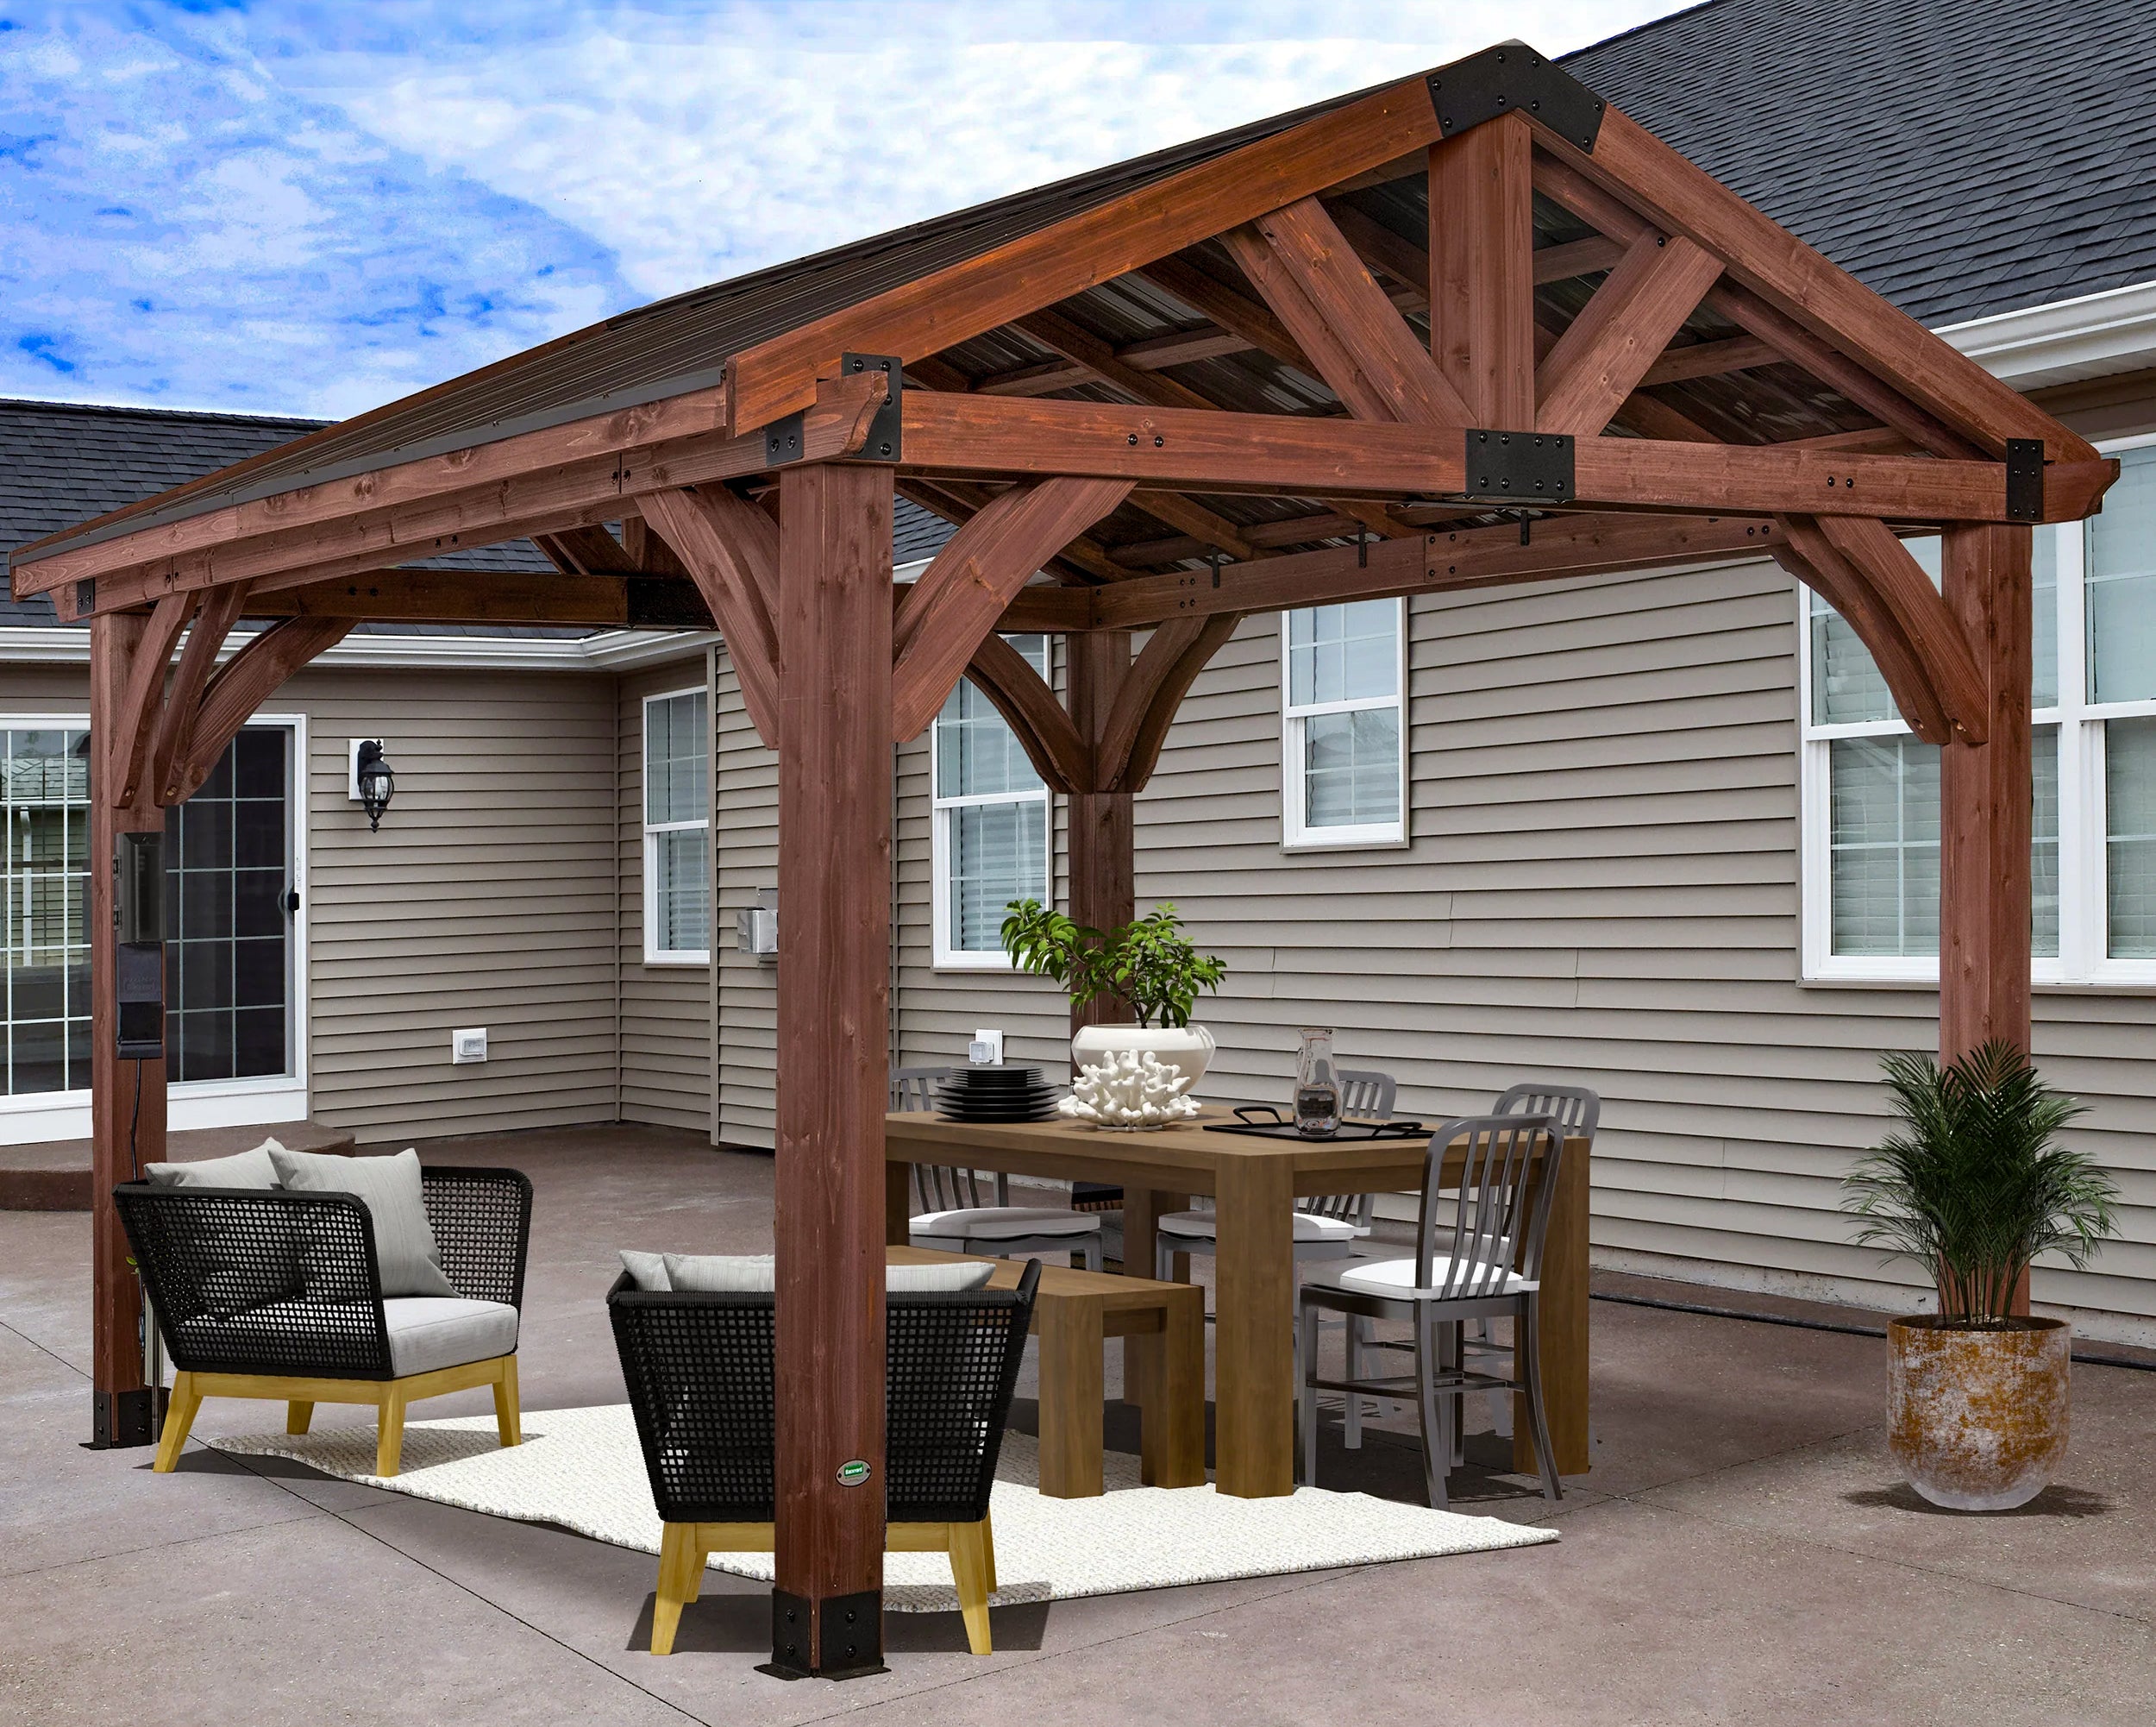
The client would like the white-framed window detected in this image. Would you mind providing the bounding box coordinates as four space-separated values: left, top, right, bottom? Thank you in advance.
642 688 710 964
932 635 1052 969
1281 598 1407 849
3 714 309 1146
1799 432 2156 985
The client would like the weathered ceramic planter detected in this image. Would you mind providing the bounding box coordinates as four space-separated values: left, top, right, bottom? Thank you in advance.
1069 1022 1214 1088
1887 1315 2070 1510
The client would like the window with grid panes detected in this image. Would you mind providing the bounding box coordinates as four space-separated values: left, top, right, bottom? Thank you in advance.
1281 599 1407 848
932 635 1051 966
1799 436 2156 983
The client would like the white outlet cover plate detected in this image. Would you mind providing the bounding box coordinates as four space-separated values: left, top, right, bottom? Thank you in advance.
452 1028 487 1064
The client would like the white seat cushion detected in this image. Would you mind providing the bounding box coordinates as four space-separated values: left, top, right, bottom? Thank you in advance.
1334 1257 1531 1299
1157 1209 1362 1245
911 1207 1100 1241
383 1297 520 1376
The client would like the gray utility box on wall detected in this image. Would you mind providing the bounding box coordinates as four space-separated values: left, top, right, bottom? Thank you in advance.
736 887 777 962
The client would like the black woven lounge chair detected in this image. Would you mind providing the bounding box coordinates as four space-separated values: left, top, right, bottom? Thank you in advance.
608 1259 1040 1660
116 1167 532 1477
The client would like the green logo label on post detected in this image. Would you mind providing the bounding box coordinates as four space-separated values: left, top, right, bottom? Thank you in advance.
837 1460 872 1487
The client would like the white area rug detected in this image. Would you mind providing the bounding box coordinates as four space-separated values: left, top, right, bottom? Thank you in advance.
210 1404 1555 1612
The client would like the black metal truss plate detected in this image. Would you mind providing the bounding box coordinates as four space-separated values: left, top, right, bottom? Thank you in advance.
839 352 904 462
2006 438 2045 523
1426 43 1605 154
1460 429 1574 504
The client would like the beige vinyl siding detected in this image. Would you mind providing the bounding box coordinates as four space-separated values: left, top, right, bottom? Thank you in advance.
617 657 714 1132
3 661 624 1145
294 667 620 1142
712 647 780 1147
1119 568 2155 1341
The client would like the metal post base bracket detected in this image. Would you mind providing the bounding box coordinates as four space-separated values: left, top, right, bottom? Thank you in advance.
1460 429 1575 505
86 1386 162 1451
1426 43 1606 154
758 1588 887 1681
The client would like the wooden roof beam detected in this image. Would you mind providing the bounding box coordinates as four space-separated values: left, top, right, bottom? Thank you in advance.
898 392 2108 522
724 76 1446 433
1532 117 2098 462
1428 114 1537 428
1077 510 1785 633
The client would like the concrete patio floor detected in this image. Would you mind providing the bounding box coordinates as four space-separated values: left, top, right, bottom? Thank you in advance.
3 1124 2153 1725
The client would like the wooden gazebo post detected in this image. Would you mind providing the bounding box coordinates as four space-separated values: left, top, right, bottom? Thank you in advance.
769 458 894 1676
87 612 169 1448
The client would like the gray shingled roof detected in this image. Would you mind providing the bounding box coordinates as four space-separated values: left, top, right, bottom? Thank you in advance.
1568 0 2156 327
0 397 952 631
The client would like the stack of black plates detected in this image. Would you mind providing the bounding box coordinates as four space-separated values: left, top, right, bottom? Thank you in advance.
935 1064 1062 1123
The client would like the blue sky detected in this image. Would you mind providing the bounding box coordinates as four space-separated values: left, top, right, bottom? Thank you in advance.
0 2 1679 420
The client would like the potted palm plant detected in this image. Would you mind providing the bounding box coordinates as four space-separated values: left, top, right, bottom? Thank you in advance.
1000 900 1226 1084
1842 1039 2118 1510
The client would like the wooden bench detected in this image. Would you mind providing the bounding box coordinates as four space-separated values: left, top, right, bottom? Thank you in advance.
890 1246 1205 1498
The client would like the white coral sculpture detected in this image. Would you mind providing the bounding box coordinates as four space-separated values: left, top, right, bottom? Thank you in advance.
1059 1049 1200 1130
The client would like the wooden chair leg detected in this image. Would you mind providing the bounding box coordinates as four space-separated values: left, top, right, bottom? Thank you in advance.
981 1513 997 1597
154 1372 202 1473
947 1521 993 1655
492 1355 522 1448
683 1542 706 1604
651 1523 693 1655
286 1399 314 1435
374 1385 408 1478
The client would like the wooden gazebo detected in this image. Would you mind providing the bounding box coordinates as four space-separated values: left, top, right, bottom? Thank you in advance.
11 42 2112 1676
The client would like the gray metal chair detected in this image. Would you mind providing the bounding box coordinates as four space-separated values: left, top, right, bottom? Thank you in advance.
1460 1083 1601 1441
1298 1111 1565 1510
893 1064 1104 1271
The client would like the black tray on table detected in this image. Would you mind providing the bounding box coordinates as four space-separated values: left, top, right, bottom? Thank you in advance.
1202 1103 1426 1142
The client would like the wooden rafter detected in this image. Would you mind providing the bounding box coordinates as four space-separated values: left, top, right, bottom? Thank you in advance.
1534 231 1723 435
534 524 637 575
891 476 1131 738
727 79 1444 432
640 486 783 744
1532 113 2097 462
1223 202 1470 426
34 373 887 619
1135 254 1317 376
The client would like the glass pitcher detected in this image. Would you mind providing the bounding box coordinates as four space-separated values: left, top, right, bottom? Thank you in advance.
1294 1027 1341 1137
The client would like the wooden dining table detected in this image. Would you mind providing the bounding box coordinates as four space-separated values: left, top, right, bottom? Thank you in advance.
886 1105 1589 1499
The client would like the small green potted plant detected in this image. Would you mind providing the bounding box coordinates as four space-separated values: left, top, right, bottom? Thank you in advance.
1000 899 1226 1083
1842 1039 2118 1510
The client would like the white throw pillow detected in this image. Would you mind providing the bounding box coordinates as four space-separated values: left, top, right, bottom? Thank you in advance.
662 1253 774 1292
269 1146 456 1299
618 1249 672 1291
143 1136 286 1189
887 1261 997 1292
657 1254 997 1294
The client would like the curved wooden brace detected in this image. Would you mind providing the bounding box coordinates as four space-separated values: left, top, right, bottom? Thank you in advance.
152 582 252 805
892 475 1132 741
639 486 781 746
961 632 1087 795
110 593 195 807
1100 612 1244 794
1773 514 1985 747
174 617 354 801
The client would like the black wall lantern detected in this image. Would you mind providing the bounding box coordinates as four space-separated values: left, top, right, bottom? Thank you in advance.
354 738 395 832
